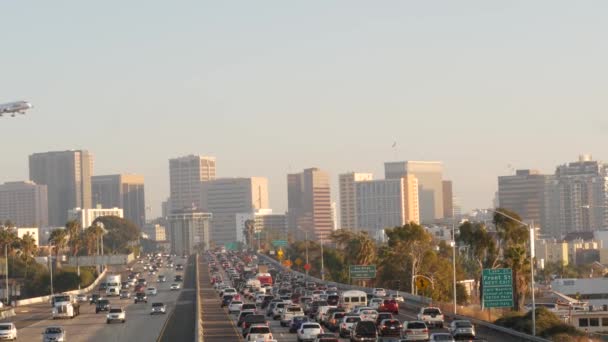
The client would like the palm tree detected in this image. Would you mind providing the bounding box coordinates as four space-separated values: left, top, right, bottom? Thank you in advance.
84 225 104 255
65 220 82 256
0 229 17 256
48 229 68 269
19 233 37 279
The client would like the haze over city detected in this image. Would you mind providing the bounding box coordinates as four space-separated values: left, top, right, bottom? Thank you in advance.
2 1 608 217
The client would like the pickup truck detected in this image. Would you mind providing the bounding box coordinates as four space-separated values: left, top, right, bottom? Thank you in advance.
417 307 444 328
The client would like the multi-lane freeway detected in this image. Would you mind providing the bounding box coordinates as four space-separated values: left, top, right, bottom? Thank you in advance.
201 254 520 342
2 255 190 342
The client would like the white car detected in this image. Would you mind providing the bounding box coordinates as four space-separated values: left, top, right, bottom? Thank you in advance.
75 294 88 303
297 322 323 342
368 298 383 310
170 283 181 290
106 308 126 324
372 288 387 297
229 300 244 314
338 315 361 338
151 302 167 315
146 287 158 296
429 333 456 342
244 324 273 341
359 309 378 322
0 322 17 340
390 293 405 302
220 288 237 297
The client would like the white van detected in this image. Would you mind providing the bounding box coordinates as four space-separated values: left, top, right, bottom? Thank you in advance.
339 290 368 312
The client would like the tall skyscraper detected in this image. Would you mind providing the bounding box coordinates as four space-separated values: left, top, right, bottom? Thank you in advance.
442 180 454 219
203 177 269 245
497 169 554 233
385 161 444 222
169 155 216 212
92 174 146 227
287 168 334 241
168 210 211 254
0 181 48 227
235 209 287 244
355 175 419 238
29 150 93 226
339 172 373 230
550 155 608 237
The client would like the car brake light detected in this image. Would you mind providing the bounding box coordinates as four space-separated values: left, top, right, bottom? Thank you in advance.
423 329 429 333
406 330 413 334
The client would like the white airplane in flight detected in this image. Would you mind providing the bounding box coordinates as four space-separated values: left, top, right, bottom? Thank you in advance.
0 101 32 117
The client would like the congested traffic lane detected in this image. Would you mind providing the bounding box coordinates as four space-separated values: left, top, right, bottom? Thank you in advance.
200 256 243 342
14 256 187 342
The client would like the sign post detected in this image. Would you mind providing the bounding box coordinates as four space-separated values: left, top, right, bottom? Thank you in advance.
482 268 514 308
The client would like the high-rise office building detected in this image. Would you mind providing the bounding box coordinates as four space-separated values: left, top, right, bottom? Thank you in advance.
498 169 555 233
203 177 269 245
0 181 48 227
442 180 454 219
287 168 334 241
355 175 419 238
29 150 93 226
550 155 608 237
169 155 215 212
92 174 146 227
168 210 211 254
339 173 373 230
385 161 444 222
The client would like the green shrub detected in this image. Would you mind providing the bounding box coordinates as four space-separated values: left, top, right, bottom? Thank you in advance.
495 307 584 339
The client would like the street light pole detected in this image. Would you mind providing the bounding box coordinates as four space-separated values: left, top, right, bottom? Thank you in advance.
489 209 536 336
320 239 325 281
305 231 309 279
4 245 8 305
452 222 457 315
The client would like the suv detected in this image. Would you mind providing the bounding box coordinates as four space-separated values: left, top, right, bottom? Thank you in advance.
95 299 110 313
0 322 17 340
350 320 377 341
243 324 273 341
449 320 476 340
417 307 444 328
106 307 126 323
297 322 323 342
134 292 148 304
378 318 402 337
402 321 429 341
281 305 304 326
241 314 267 334
338 315 361 338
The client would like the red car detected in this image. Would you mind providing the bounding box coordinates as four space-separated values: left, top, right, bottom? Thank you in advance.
378 299 399 315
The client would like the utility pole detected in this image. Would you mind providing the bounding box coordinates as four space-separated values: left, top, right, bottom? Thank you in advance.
320 239 325 281
452 221 457 315
305 231 309 279
5 245 8 304
49 247 54 297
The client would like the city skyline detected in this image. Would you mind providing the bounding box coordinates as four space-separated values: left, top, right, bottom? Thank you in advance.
3 1 608 217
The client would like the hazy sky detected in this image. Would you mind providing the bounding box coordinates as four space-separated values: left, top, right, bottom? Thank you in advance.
2 1 607 218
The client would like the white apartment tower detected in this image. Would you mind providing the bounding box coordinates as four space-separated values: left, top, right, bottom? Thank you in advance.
339 173 373 230
355 175 419 238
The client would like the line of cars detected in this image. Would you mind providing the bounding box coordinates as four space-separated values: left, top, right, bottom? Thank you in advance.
209 249 478 342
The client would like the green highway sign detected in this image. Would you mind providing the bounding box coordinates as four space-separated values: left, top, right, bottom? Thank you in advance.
224 242 238 251
272 240 288 247
349 265 376 279
483 268 513 308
